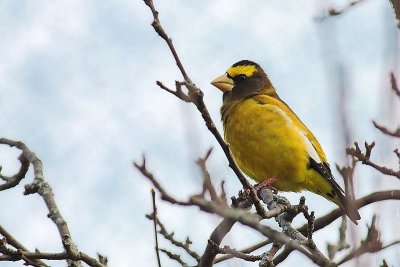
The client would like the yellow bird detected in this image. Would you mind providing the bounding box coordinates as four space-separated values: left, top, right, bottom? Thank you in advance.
211 60 360 224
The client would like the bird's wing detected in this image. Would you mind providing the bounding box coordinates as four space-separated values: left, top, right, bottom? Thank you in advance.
283 105 329 164
254 95 342 186
253 94 360 223
256 95 328 161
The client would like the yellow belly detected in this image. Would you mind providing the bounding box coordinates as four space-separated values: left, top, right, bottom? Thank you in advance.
223 98 316 193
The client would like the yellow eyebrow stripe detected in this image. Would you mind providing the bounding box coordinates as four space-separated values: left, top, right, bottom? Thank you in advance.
227 65 257 78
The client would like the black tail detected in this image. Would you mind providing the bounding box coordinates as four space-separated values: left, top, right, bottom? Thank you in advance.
338 191 361 225
309 158 361 224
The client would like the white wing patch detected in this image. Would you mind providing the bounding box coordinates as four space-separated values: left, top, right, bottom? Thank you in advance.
300 131 322 163
267 105 322 163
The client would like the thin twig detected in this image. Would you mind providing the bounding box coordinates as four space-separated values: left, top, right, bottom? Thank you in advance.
160 249 189 267
373 121 400 138
156 81 191 103
327 217 350 260
151 189 162 267
191 196 334 266
0 238 104 267
214 239 272 263
216 190 400 264
0 152 29 191
196 148 222 204
335 215 399 265
199 196 253 267
273 246 294 266
390 72 400 97
0 138 104 267
0 225 49 267
138 154 400 265
347 141 400 178
133 156 190 206
316 0 365 21
142 0 265 217
208 240 263 262
145 214 200 262
260 242 282 267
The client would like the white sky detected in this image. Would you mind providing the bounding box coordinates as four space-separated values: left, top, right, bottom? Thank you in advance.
0 0 399 266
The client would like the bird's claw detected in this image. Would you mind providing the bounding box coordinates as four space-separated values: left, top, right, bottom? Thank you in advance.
254 177 278 193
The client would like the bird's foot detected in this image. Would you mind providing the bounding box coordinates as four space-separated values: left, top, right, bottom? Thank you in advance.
254 177 278 193
238 177 278 202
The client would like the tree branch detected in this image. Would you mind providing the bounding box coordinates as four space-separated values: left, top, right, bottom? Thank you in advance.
372 121 400 138
208 240 263 263
0 152 29 191
390 72 400 97
145 213 200 262
336 216 400 265
0 238 104 267
160 248 189 267
0 138 104 267
150 189 162 267
390 1 400 27
0 225 49 267
346 141 400 179
214 239 272 263
220 189 400 263
142 0 266 217
316 0 365 21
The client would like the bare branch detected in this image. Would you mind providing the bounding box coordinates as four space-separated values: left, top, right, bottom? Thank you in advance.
300 190 400 234
214 239 272 263
373 121 400 138
141 1 400 266
145 214 200 262
151 189 162 267
258 189 327 264
196 148 223 204
160 248 189 267
228 189 400 262
346 142 400 178
336 159 357 203
199 219 236 267
208 240 262 262
390 1 400 27
0 138 104 267
316 0 365 21
142 0 267 217
327 217 350 260
133 156 190 206
0 225 49 267
370 73 400 138
156 81 191 103
143 0 191 83
273 246 294 265
191 195 334 266
0 238 104 267
198 195 254 267
260 242 282 267
390 72 400 97
334 215 400 265
140 152 400 266
0 152 29 191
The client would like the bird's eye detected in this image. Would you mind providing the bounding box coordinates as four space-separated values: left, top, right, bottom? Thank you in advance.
234 74 247 83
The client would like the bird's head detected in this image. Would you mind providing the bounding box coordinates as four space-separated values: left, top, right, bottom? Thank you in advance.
211 60 277 102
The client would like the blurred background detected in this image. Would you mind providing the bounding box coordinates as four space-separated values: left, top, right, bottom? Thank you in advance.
0 0 399 266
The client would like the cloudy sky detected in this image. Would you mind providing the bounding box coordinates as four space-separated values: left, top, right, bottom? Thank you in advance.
0 0 399 266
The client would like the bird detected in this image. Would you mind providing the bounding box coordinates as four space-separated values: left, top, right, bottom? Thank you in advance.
211 60 361 224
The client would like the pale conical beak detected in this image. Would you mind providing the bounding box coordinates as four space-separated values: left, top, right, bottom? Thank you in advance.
211 74 234 92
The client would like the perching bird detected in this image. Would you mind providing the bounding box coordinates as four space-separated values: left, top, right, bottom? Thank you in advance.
211 60 360 224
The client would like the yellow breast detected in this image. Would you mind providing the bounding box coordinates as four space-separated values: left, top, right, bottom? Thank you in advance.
222 95 319 192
